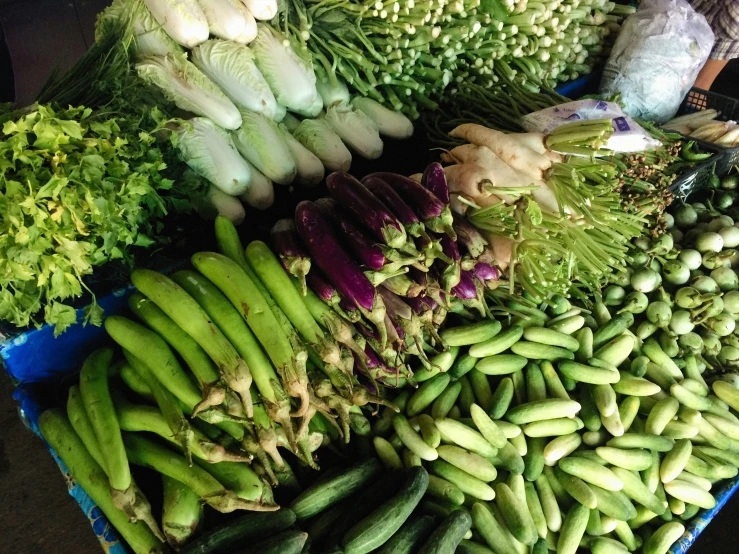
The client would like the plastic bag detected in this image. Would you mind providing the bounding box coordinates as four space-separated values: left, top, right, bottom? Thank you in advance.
521 99 662 154
599 0 714 124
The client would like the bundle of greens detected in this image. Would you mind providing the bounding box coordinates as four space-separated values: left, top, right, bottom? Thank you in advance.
0 104 203 334
277 0 633 118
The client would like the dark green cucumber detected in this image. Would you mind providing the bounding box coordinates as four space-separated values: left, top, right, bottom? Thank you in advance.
456 540 495 554
377 514 437 554
342 466 430 554
180 510 296 554
417 510 473 554
321 472 405 553
290 458 381 519
238 529 308 554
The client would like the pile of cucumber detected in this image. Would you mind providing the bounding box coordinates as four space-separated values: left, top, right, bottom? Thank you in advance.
364 287 739 554
288 459 474 554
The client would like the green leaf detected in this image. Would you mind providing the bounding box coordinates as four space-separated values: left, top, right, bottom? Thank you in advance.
526 200 543 227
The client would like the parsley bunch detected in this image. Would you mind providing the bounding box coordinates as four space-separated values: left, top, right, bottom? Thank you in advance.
0 104 196 334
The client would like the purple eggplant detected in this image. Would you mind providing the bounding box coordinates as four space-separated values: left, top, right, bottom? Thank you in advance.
435 234 461 292
295 200 388 347
315 198 421 280
473 262 499 283
326 172 407 249
364 172 455 239
422 162 450 204
380 286 437 363
453 213 488 259
271 219 311 296
363 176 426 238
452 270 487 317
315 198 387 271
306 270 340 304
451 270 478 300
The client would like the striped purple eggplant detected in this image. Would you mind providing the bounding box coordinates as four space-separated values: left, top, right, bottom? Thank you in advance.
363 176 426 237
453 213 488 259
452 270 488 317
271 219 311 296
295 200 388 347
434 234 462 292
451 270 478 300
326 172 407 249
364 172 455 239
315 198 386 271
422 162 450 204
473 262 499 283
315 198 421 281
306 269 340 304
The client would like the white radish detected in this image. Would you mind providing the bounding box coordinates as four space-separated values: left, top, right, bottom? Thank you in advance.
449 123 551 180
443 163 497 198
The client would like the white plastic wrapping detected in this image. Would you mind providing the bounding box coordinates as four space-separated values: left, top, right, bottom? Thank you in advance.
599 0 715 124
521 99 661 154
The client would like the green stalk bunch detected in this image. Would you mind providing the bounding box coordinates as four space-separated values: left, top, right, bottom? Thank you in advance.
276 0 634 118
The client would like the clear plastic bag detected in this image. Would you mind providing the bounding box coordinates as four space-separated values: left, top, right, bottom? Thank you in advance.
599 0 715 124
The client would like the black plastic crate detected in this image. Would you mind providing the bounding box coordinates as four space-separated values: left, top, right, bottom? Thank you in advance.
677 88 739 176
669 142 723 200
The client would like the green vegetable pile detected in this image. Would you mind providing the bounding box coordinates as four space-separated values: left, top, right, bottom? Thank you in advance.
0 105 201 333
278 0 632 118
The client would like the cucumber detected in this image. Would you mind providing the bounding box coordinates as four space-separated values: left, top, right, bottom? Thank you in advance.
431 382 463 420
592 313 631 350
610 467 666 515
556 503 589 554
440 320 502 346
489 377 514 419
494 482 537 545
557 360 619 385
342 467 429 554
595 447 652 471
506 399 581 425
468 326 524 358
524 326 580 351
593 334 635 367
554 467 597 509
456 540 495 554
510 341 576 361
558 457 623 491
377 514 436 554
289 459 381 519
606 433 674 452
408 373 452 417
180 510 296 554
643 522 684 554
242 530 308 554
471 502 519 554
475 355 528 375
588 485 637 521
449 353 478 380
663 480 716 510
430 459 496 501
417 510 472 554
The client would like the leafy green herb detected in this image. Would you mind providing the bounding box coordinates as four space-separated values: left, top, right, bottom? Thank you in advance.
0 104 199 334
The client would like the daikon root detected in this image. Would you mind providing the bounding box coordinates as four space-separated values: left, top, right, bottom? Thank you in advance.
443 163 496 198
480 230 515 271
449 124 551 180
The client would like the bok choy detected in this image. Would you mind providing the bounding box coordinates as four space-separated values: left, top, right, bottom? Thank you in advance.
195 0 257 44
136 54 241 130
251 24 322 116
143 0 209 48
191 40 279 120
323 105 383 160
232 110 296 185
175 117 251 196
97 0 182 59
